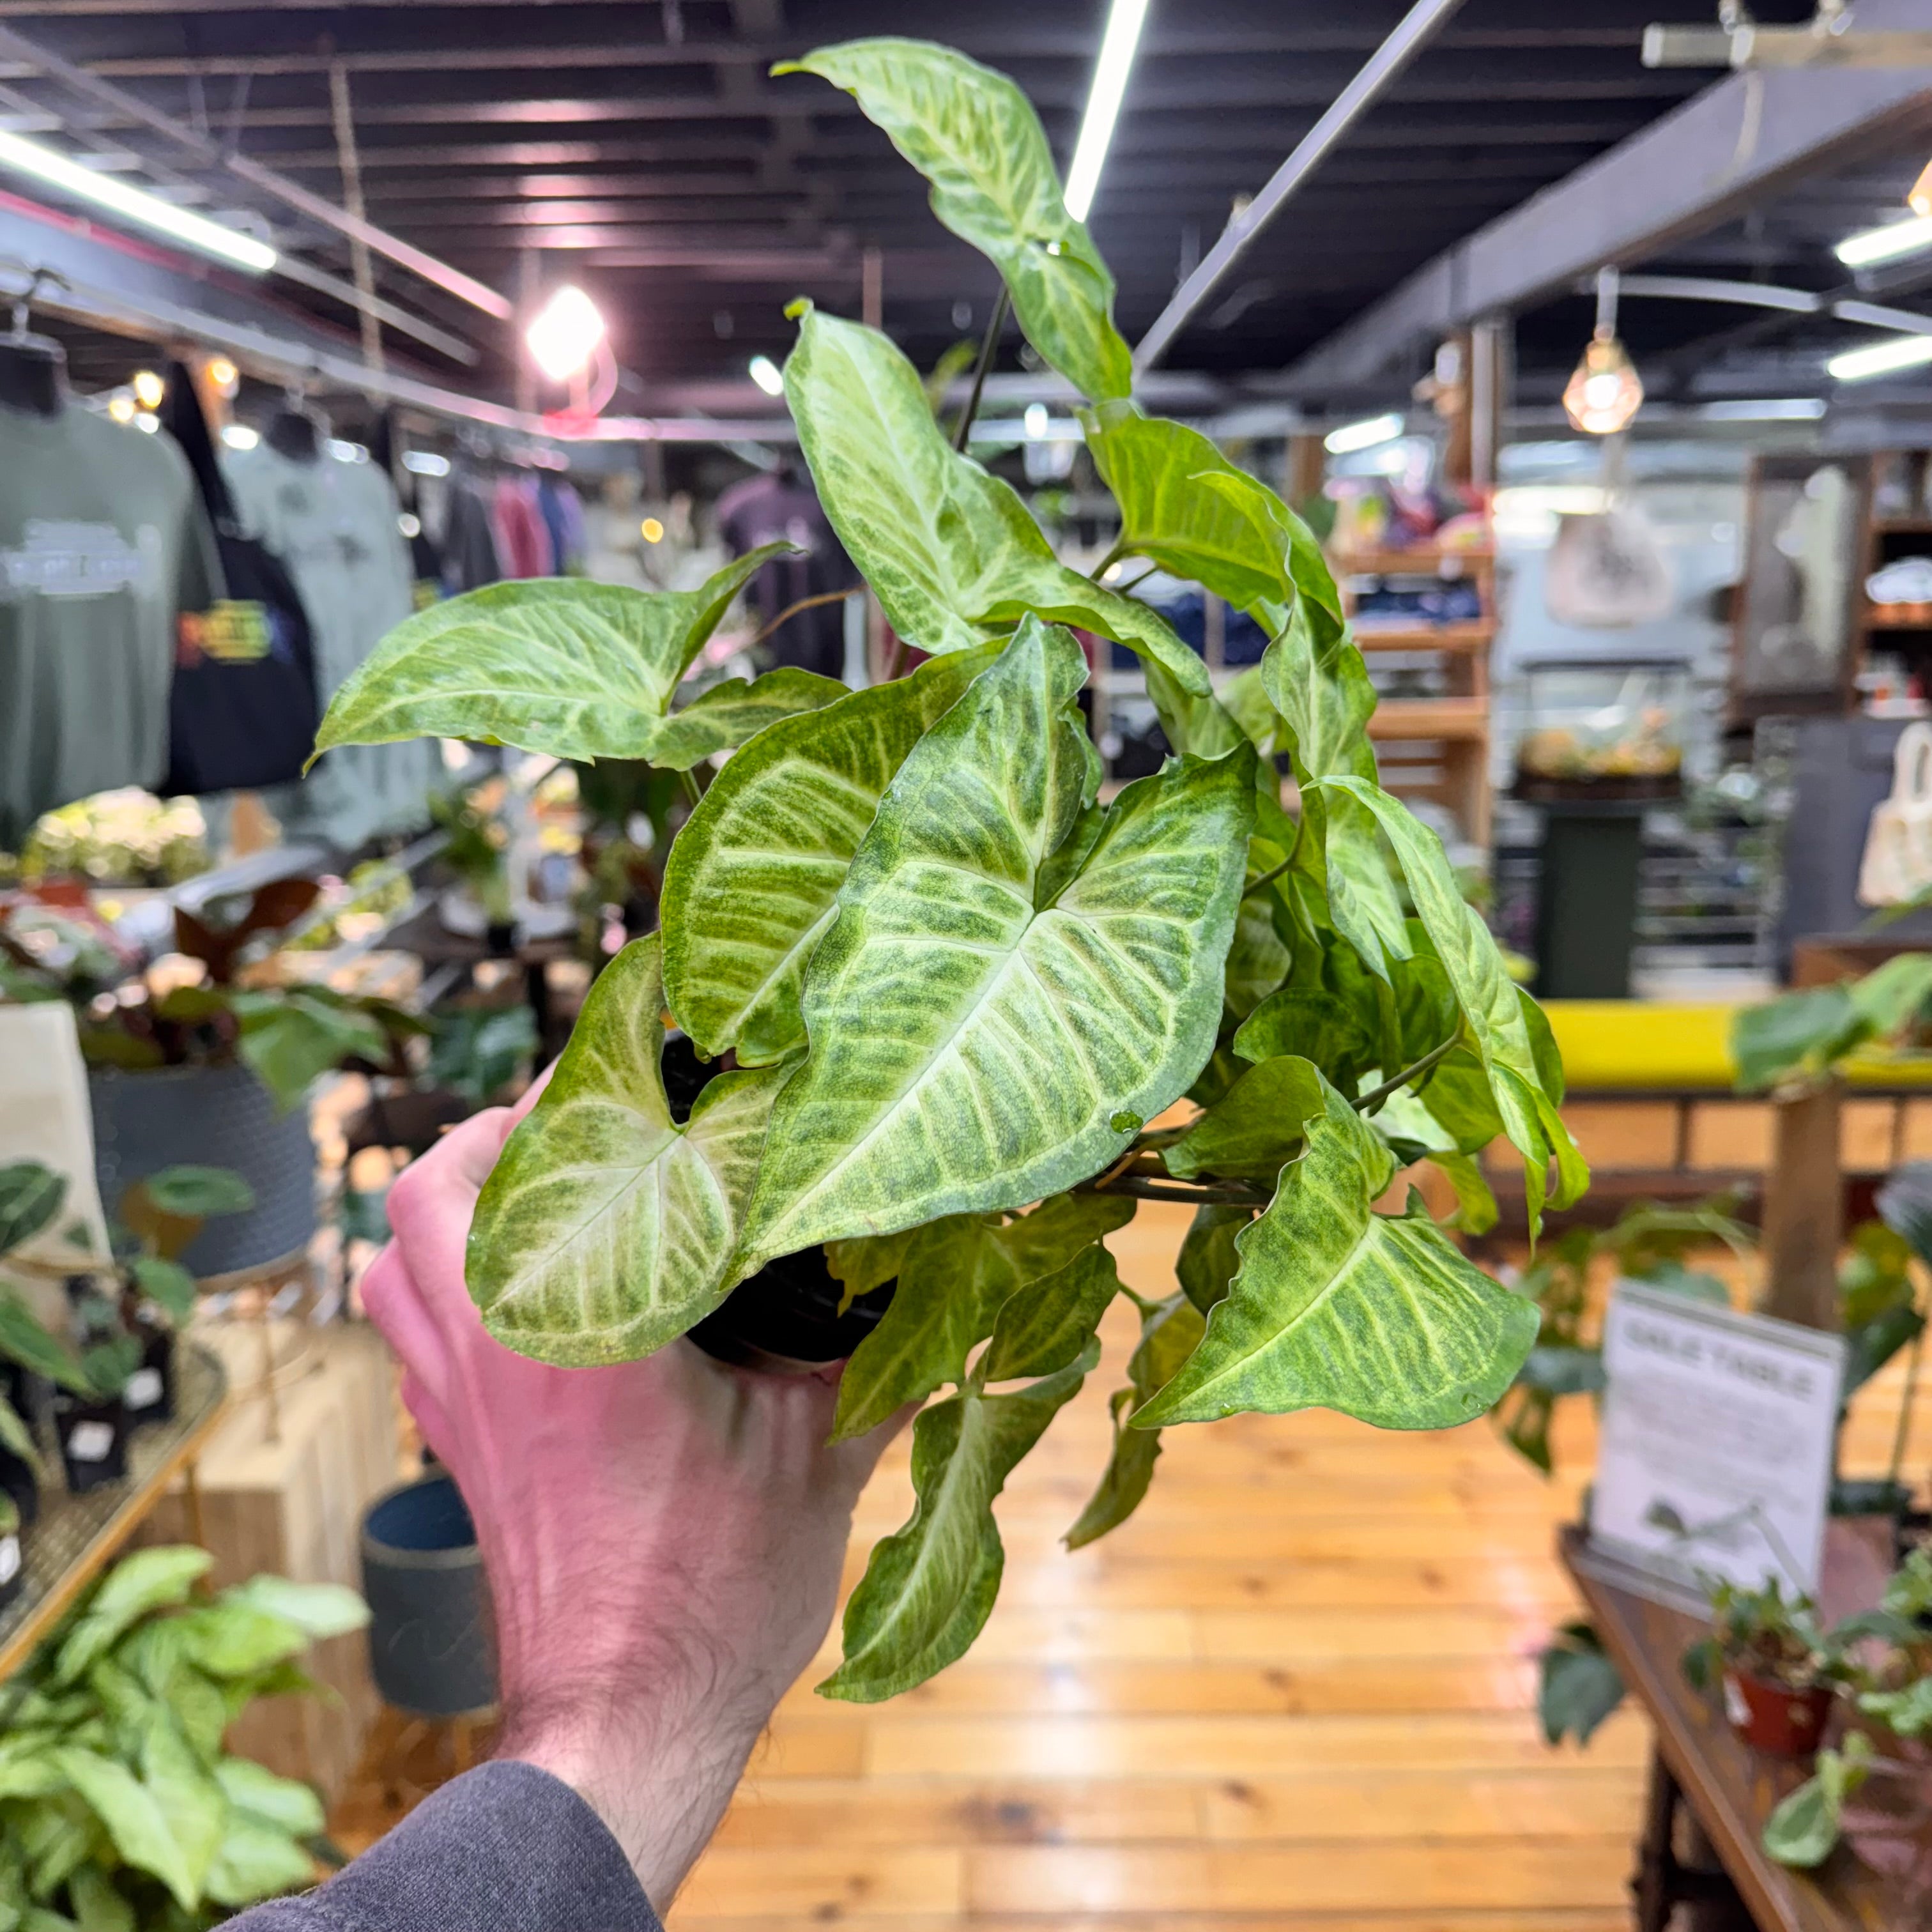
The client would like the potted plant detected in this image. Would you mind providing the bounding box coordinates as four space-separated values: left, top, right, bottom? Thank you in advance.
1683 1574 1849 1756
3 880 424 1277
0 1543 369 1924
309 36 1590 1701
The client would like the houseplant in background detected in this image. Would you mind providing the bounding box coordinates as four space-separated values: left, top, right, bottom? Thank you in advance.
1682 1574 1850 1756
1 878 422 1278
0 1544 369 1926
310 35 1587 1701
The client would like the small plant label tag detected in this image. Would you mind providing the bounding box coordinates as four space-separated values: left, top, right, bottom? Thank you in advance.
66 1421 114 1463
0 1535 18 1584
125 1368 163 1411
1722 1671 1751 1729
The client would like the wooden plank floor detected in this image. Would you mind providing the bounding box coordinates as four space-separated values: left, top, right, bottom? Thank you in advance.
332 1201 1932 1931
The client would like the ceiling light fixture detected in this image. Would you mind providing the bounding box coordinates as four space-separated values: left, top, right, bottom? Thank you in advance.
1062 0 1150 223
525 284 606 383
130 369 164 410
1563 266 1644 435
1836 213 1932 269
1024 402 1050 440
1913 159 1932 219
747 353 785 397
205 355 238 397
0 128 275 273
1323 411 1404 455
220 422 259 450
1827 333 1932 382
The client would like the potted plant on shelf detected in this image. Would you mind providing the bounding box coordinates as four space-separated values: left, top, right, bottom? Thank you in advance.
0 1544 369 1924
1683 1574 1849 1757
309 35 1588 1701
2 879 423 1278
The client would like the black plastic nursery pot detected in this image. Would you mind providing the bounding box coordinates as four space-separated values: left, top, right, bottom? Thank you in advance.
0 1363 41 1528
89 1062 317 1278
0 1524 20 1610
123 1321 176 1427
360 1472 496 1719
55 1393 128 1493
658 1033 897 1371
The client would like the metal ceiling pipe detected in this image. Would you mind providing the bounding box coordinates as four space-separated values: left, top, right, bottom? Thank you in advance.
1133 0 1467 374
0 19 512 321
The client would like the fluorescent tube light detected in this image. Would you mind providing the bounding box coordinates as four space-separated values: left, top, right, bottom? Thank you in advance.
1323 411 1404 454
402 449 450 477
747 353 785 397
0 128 275 273
220 424 259 450
1696 397 1827 421
1836 214 1932 269
1827 334 1932 382
1062 0 1150 223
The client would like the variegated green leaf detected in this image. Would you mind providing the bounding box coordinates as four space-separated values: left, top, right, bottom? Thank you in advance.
645 667 848 771
314 544 793 762
1322 778 1588 1236
783 307 1208 693
467 935 784 1364
1177 1204 1250 1315
832 1193 1133 1441
1163 1055 1324 1183
1067 1291 1205 1549
779 39 1130 402
1137 1071 1539 1430
1372 1087 1501 1237
1234 988 1374 1087
820 1346 1093 1702
661 645 1000 1064
980 1240 1122 1383
737 618 1254 1266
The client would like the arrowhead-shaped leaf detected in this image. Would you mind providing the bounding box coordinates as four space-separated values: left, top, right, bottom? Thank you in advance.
737 617 1254 1265
0 1160 66 1255
1177 1204 1251 1316
1234 988 1374 1088
779 39 1130 402
314 544 794 762
57 1749 197 1910
783 307 1208 693
643 666 848 772
661 643 1000 1064
980 1239 1123 1383
819 1346 1093 1703
1322 777 1588 1236
1163 1055 1324 1183
1067 1291 1206 1549
467 934 785 1364
832 1192 1133 1440
1137 1071 1539 1430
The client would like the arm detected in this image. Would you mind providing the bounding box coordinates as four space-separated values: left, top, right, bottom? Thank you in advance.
231 1093 903 1930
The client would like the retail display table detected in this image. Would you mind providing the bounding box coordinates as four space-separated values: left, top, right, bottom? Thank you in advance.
1560 1524 1905 1932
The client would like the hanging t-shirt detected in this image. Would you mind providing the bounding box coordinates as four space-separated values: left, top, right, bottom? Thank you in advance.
0 399 220 849
715 467 858 681
220 441 437 853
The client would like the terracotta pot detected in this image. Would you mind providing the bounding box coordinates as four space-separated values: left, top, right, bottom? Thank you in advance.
1724 1666 1833 1756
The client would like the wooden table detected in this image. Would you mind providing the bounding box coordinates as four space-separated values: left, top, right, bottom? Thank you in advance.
1561 1526 1901 1931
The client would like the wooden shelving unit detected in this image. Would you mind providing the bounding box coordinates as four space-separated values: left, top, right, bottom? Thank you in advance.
1333 545 1497 847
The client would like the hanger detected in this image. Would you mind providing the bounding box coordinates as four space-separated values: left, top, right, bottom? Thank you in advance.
0 266 69 419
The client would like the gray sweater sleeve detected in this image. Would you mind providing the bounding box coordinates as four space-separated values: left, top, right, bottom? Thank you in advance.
227 1760 664 1932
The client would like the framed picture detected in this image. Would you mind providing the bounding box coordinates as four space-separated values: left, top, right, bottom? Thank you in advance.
1729 453 1871 721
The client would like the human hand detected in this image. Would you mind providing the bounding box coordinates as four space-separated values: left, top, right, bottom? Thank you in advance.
360 1093 905 1910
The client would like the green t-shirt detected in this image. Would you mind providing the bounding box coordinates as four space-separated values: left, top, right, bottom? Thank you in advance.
0 401 220 848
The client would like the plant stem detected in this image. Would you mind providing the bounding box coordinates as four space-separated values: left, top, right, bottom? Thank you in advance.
1242 854 1293 900
749 588 853 650
1078 1174 1271 1206
1352 1034 1460 1114
951 284 1010 454
677 768 703 811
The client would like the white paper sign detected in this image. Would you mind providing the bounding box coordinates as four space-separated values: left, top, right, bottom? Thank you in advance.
1591 1282 1846 1601
0 1535 19 1584
66 1420 115 1464
124 1368 163 1412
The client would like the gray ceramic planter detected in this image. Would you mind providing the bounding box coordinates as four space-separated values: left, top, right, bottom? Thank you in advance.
89 1062 316 1277
360 1473 497 1719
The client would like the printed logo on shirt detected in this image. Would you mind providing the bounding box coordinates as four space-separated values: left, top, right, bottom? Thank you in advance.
178 601 277 666
0 519 160 601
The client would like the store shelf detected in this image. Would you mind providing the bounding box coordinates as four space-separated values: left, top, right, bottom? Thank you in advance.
1334 548 1494 576
0 1345 227 1679
1352 622 1493 652
1367 697 1490 741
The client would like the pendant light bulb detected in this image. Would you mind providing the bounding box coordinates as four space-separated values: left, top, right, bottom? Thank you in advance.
1563 266 1644 436
525 284 606 383
1912 156 1932 220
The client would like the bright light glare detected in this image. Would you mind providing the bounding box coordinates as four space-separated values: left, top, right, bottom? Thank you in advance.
131 369 164 410
1827 334 1932 381
220 422 259 450
640 517 664 543
1697 397 1826 421
206 355 239 395
747 353 785 397
1024 402 1049 440
106 389 135 424
1836 215 1932 268
1323 411 1404 455
525 285 606 382
0 129 275 273
327 438 369 464
1062 0 1150 222
1913 158 1932 220
402 449 450 477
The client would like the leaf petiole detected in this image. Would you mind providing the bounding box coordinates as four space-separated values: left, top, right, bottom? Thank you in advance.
1353 1033 1462 1115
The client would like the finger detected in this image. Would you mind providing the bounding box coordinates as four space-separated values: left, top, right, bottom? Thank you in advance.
401 1368 459 1469
360 1243 453 1401
508 1057 557 1124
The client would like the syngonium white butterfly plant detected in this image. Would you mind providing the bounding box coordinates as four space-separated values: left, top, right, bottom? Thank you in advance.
317 38 1588 1701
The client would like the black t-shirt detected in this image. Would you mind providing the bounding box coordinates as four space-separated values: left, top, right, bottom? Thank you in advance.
714 468 858 681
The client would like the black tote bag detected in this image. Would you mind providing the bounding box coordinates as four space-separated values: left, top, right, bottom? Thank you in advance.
159 362 323 795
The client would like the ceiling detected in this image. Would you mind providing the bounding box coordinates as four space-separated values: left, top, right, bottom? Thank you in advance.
3 0 1880 418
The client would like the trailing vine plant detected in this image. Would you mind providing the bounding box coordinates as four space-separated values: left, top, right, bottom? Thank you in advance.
314 37 1588 1701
